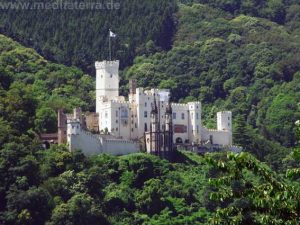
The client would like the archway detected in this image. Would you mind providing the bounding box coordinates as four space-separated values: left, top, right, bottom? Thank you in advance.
176 137 183 144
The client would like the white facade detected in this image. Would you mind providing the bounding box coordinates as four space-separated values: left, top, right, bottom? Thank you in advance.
217 111 232 132
96 60 120 112
67 118 139 156
96 60 233 147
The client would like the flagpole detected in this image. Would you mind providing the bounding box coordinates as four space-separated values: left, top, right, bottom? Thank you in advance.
109 29 111 61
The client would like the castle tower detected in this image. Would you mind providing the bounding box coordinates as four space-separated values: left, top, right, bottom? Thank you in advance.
149 94 161 153
188 102 202 143
163 99 173 152
129 79 137 95
58 109 67 144
67 119 81 136
217 111 232 132
95 60 120 113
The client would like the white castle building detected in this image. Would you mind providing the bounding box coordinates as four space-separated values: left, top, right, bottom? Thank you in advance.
95 60 232 147
63 60 233 156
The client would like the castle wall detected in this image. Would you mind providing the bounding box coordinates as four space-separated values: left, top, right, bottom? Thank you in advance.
69 130 103 156
68 127 139 156
85 112 99 132
102 139 139 155
201 127 232 146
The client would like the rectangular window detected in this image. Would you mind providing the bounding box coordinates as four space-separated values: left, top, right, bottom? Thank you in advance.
181 113 185 120
196 113 199 120
144 111 148 118
173 113 176 119
197 125 199 134
145 102 147 107
116 111 118 117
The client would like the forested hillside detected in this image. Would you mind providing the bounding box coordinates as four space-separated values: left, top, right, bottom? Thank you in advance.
125 1 300 165
0 34 94 136
1 0 299 156
0 0 177 73
1 1 300 224
0 137 300 224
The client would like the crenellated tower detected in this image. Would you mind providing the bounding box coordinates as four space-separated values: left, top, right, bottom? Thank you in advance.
95 60 120 112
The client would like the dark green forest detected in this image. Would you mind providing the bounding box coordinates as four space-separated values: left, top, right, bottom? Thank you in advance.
0 0 177 73
1 0 300 224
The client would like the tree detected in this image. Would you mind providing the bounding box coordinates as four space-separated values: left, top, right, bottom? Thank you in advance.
48 193 108 225
206 140 300 224
34 107 57 133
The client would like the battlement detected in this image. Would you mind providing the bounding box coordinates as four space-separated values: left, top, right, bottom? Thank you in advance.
217 111 232 115
187 102 201 105
111 100 130 104
95 60 119 69
171 103 189 108
67 118 81 124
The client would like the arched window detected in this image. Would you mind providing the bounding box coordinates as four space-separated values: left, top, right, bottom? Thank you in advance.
176 137 183 144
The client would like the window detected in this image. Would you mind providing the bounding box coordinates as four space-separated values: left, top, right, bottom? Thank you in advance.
173 113 176 119
191 112 194 118
144 111 148 118
105 112 108 118
116 111 118 117
135 123 137 128
116 120 118 123
197 125 199 134
181 113 185 120
196 113 199 120
110 74 113 78
144 123 148 132
228 117 230 120
145 102 147 107
228 123 230 127
116 127 118 131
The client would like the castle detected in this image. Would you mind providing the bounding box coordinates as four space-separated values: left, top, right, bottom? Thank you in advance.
56 60 233 156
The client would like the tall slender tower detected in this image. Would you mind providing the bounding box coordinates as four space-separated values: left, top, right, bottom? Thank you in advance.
95 60 120 113
150 94 160 153
57 109 67 144
163 99 173 152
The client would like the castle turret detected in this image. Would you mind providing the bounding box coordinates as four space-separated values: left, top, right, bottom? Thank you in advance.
188 102 201 144
163 98 173 151
95 60 119 112
217 111 232 132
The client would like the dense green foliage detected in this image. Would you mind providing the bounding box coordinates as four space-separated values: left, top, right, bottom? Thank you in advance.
1 129 299 224
1 1 300 224
124 2 300 163
0 0 177 73
0 34 94 135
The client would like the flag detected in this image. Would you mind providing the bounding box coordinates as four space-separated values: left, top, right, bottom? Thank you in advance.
109 30 116 38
